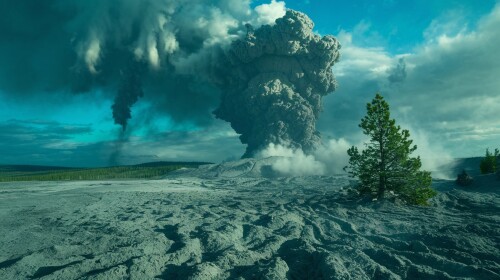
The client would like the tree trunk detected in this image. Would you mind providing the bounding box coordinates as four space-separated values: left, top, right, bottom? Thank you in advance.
378 128 386 198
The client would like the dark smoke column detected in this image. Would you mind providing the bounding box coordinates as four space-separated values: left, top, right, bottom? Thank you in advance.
112 60 146 131
214 10 341 157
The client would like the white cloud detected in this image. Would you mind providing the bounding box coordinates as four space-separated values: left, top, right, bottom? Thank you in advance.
321 3 500 159
334 30 393 79
82 37 101 74
115 124 245 165
253 0 286 26
423 10 469 42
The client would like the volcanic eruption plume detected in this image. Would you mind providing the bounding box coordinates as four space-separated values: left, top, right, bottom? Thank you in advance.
112 60 146 131
0 1 341 159
214 10 341 157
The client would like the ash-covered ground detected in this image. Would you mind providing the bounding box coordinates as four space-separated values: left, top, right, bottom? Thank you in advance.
0 159 498 279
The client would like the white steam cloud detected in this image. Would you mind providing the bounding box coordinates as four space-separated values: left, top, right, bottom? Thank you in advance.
257 131 453 179
257 138 352 176
401 124 455 179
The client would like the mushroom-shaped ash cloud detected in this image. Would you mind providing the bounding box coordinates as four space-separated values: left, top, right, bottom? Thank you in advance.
214 10 341 157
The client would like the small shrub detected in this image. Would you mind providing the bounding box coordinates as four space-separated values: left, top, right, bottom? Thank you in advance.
406 187 437 206
456 170 473 186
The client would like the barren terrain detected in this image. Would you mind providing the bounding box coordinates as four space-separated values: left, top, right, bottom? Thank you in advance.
0 159 499 279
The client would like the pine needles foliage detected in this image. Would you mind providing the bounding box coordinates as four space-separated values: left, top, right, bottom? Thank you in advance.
344 93 436 206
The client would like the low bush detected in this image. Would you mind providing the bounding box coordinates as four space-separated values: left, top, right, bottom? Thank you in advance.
456 170 473 186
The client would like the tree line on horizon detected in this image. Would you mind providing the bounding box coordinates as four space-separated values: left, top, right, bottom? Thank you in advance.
457 148 500 186
0 165 200 182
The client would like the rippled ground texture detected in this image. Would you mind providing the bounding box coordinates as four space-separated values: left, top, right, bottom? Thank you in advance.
0 175 498 279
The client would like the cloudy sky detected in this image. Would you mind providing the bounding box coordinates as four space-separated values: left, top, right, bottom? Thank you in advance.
0 0 499 167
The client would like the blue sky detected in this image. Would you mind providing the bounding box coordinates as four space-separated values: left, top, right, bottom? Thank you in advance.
280 0 497 52
0 0 499 167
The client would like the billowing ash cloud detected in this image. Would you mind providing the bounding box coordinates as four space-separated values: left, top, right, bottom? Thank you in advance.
0 1 341 158
0 0 288 126
213 11 341 157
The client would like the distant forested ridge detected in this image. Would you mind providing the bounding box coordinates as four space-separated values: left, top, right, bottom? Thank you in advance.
0 162 210 182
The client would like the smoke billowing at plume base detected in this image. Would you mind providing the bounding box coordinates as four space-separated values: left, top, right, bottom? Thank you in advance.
0 1 343 160
256 139 352 176
256 132 456 179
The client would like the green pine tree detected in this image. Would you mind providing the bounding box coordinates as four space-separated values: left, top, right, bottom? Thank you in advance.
479 148 499 174
344 93 436 205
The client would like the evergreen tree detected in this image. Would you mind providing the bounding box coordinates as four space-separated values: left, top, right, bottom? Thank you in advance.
479 148 499 174
344 93 436 205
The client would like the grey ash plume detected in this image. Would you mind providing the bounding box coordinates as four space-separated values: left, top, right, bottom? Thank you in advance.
213 10 341 157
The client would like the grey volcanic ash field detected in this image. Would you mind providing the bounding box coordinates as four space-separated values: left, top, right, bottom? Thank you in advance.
0 158 499 279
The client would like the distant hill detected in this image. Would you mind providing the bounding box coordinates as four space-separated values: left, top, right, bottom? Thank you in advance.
436 157 495 177
133 161 212 168
0 161 212 171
